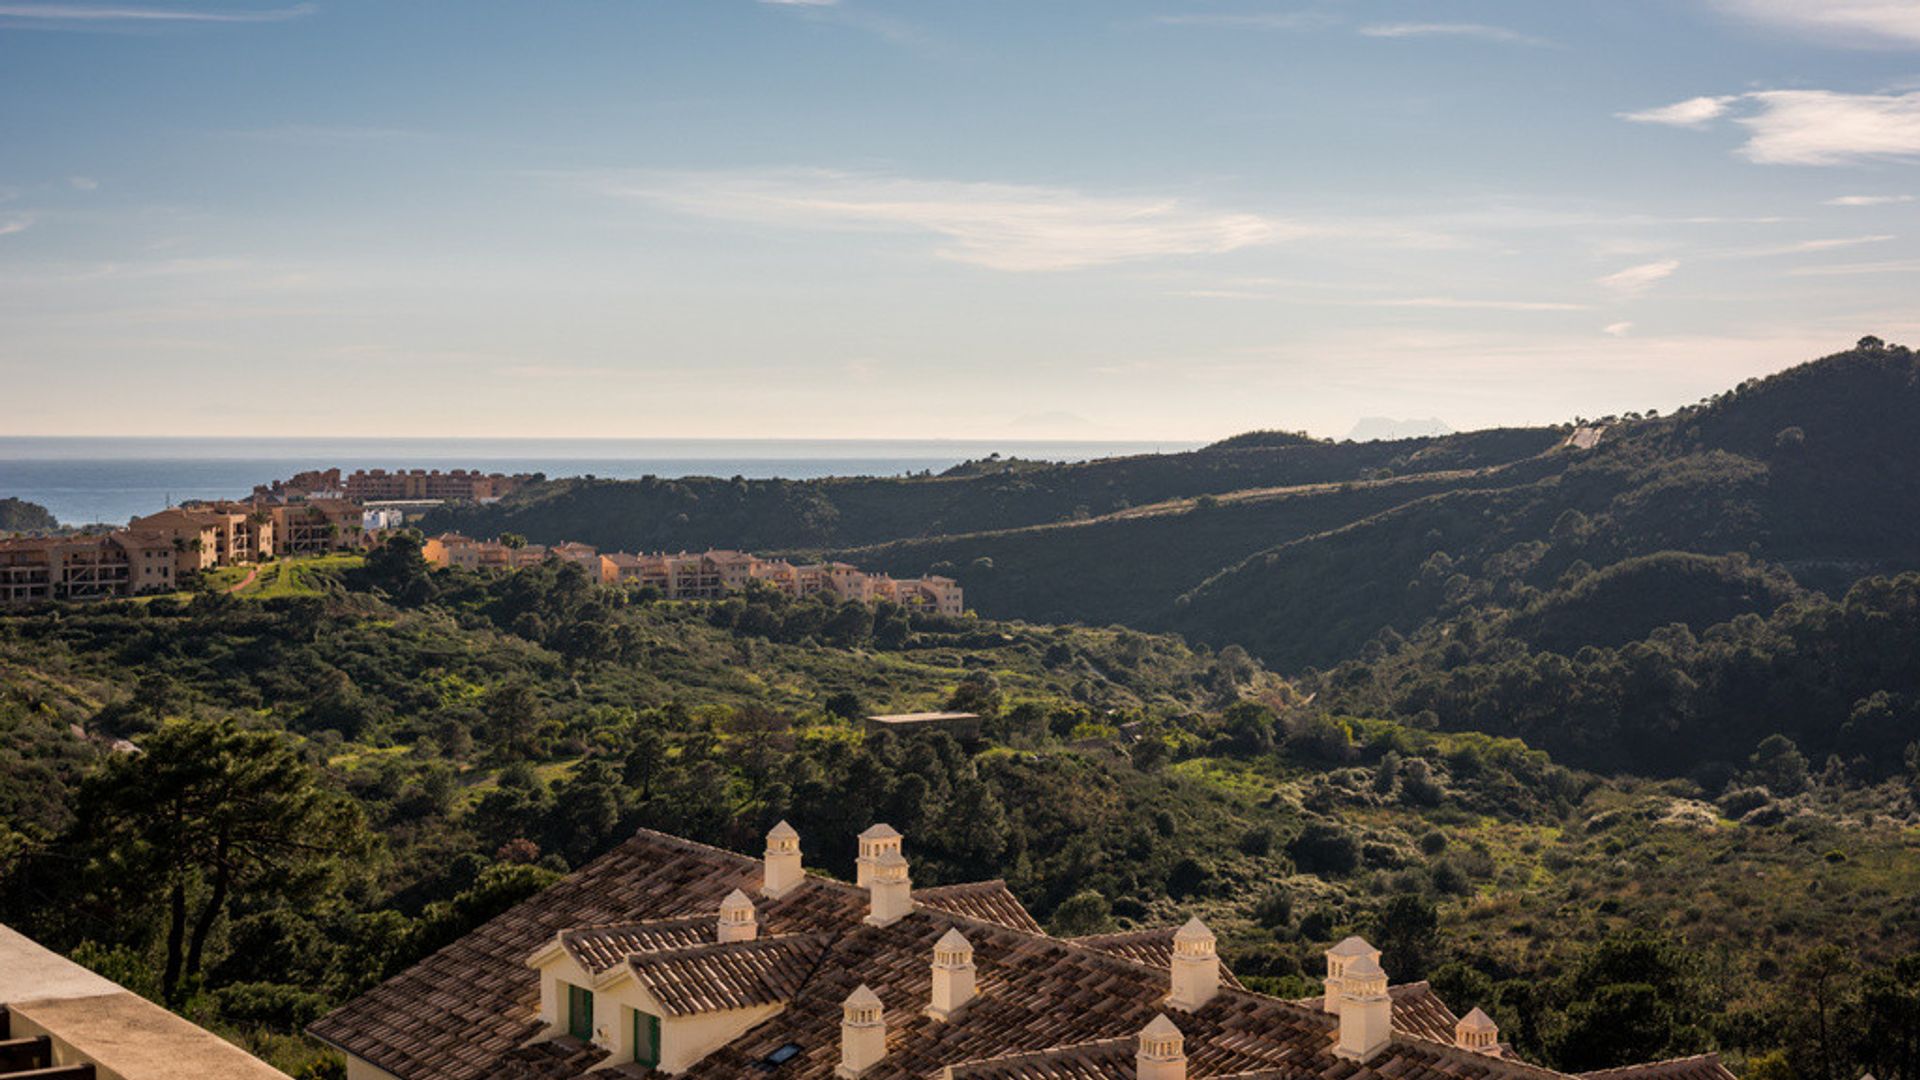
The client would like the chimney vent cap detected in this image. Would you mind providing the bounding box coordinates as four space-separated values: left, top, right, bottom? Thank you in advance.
1328 936 1378 958
1343 954 1386 979
859 824 902 841
1140 1014 1182 1039
1173 917 1214 943
1459 1007 1496 1032
768 820 800 840
845 984 882 1009
935 928 972 952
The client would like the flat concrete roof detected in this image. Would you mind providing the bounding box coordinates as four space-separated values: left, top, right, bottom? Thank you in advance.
1 922 292 1080
866 711 980 724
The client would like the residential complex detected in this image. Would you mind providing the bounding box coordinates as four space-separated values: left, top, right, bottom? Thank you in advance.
308 821 1734 1080
0 500 375 608
423 535 965 615
253 468 533 504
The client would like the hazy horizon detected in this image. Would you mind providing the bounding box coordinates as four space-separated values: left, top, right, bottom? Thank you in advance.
5 0 1919 439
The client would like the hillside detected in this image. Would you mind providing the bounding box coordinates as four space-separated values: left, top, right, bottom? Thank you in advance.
5 549 1919 1078
419 426 1563 552
829 341 1920 675
0 497 59 533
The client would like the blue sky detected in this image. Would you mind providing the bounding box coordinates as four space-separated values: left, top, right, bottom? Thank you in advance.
3 0 1918 440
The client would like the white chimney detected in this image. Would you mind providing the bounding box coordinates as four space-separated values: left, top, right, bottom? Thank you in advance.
1135 1014 1186 1080
1323 936 1381 1014
1332 953 1392 1063
926 928 975 1021
718 889 757 943
1167 917 1218 1011
1455 1007 1498 1053
764 820 804 898
856 823 902 888
836 984 886 1078
864 849 913 927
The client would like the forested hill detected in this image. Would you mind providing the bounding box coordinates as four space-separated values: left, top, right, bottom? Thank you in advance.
843 340 1920 671
419 426 1562 551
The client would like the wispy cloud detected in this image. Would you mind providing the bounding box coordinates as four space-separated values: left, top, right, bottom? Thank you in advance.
1597 259 1680 296
1366 297 1588 311
1826 193 1914 206
1618 95 1736 128
1358 22 1551 47
1604 321 1634 336
1621 89 1920 165
68 176 99 191
1747 234 1895 256
580 168 1315 272
0 2 313 23
1151 12 1334 30
0 216 31 237
1788 259 1920 276
1709 0 1920 48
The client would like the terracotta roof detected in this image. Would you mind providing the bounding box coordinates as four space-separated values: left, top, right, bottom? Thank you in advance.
310 827 1703 1080
557 917 713 975
1577 1055 1739 1080
626 933 831 1016
307 830 1038 1080
919 881 1045 934
1066 928 1247 990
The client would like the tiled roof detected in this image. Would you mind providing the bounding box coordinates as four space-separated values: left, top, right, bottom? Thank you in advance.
920 880 1045 934
1286 980 1461 1043
626 933 832 1016
557 917 713 974
310 827 1706 1080
1577 1055 1739 1080
307 829 1039 1080
1067 928 1247 990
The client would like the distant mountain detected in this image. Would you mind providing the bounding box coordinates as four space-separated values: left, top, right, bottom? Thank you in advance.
0 498 59 534
1345 417 1453 441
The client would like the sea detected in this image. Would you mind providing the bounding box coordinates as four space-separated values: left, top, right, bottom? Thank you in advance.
0 437 1200 528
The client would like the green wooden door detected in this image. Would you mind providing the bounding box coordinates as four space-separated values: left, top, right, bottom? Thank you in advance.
567 984 594 1041
634 1009 661 1067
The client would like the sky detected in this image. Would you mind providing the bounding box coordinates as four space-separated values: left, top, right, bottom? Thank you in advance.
3 0 1919 441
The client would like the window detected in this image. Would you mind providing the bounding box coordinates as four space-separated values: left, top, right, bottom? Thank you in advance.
633 1009 661 1067
567 983 594 1042
754 1043 803 1071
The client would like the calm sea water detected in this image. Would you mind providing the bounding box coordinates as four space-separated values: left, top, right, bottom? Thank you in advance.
0 437 1198 527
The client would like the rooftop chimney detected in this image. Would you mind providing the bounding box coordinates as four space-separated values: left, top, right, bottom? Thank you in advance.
1455 1007 1498 1053
1323 936 1381 1014
926 928 976 1021
864 849 913 927
764 820 804 898
856 824 902 888
1136 1014 1186 1080
1167 917 1219 1011
836 984 886 1078
718 889 757 944
1332 953 1392 1063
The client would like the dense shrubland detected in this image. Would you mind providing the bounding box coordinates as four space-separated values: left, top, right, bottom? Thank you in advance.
4 542 1920 1077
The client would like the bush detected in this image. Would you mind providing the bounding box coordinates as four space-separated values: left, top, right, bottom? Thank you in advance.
1288 820 1362 876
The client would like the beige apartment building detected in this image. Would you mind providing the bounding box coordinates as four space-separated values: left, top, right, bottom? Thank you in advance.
0 532 178 607
270 500 367 556
421 537 963 615
128 505 274 574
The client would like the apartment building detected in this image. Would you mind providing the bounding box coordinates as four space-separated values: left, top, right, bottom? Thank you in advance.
129 505 273 574
309 820 1735 1080
594 548 963 615
0 532 177 607
270 500 368 557
253 468 533 503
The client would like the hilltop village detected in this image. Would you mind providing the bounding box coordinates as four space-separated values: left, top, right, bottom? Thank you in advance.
0 466 960 614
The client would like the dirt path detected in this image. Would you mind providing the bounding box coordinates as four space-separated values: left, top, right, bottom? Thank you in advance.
225 566 259 594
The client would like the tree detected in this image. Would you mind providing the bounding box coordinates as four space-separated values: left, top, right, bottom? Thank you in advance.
1371 894 1439 981
75 716 368 1004
1049 890 1114 937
